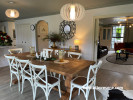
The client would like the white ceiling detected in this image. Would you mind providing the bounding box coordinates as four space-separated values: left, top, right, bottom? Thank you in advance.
0 0 133 22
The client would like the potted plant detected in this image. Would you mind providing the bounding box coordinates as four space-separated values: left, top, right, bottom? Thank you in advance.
43 33 65 48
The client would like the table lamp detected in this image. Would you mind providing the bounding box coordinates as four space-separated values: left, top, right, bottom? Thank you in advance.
74 39 80 51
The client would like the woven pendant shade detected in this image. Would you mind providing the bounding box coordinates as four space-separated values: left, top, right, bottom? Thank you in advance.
5 9 19 18
60 3 85 21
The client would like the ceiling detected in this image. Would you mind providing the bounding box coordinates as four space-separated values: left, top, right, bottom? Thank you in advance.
1 0 133 22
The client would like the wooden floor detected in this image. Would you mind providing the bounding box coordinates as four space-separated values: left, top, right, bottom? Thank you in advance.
0 67 103 100
0 65 133 100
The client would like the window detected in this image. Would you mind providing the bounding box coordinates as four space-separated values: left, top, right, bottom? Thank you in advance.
111 26 125 48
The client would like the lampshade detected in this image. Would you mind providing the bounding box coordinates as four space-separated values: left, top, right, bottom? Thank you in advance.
74 39 80 45
60 3 85 21
5 9 19 18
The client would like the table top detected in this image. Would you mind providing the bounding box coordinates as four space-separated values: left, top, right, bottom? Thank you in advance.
116 50 130 54
8 52 95 78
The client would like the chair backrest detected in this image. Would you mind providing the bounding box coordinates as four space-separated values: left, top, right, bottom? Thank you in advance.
68 52 82 59
8 48 23 54
55 50 66 55
43 49 53 58
15 57 30 77
87 60 102 86
29 63 48 87
4 55 18 72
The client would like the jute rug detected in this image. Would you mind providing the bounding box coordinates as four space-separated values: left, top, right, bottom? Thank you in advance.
106 54 133 65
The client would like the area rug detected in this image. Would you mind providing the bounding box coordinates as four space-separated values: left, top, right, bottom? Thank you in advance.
106 54 133 65
108 89 133 100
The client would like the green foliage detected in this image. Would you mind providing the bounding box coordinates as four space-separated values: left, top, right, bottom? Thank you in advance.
43 33 65 42
116 28 122 40
0 31 12 46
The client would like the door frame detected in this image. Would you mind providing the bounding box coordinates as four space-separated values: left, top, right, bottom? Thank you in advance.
93 13 133 62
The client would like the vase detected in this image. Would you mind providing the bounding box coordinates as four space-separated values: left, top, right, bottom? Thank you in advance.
59 50 65 62
51 42 57 48
30 47 35 56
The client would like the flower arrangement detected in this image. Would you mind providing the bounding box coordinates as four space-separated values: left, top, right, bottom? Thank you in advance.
0 31 12 46
43 33 65 48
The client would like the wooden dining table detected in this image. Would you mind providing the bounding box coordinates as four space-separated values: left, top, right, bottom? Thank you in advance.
8 52 95 100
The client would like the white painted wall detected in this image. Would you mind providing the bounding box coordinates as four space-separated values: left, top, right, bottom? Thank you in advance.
15 4 133 60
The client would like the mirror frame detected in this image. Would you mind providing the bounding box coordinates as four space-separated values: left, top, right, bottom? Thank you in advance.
60 20 76 40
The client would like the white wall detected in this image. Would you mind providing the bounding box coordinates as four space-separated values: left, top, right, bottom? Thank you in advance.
15 4 133 60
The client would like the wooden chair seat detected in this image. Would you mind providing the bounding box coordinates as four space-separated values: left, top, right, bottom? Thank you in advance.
38 76 58 85
73 76 87 86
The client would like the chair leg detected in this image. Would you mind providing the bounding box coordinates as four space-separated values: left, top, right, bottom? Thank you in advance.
43 88 48 100
21 77 25 94
58 84 61 98
31 82 34 99
33 86 37 100
17 76 21 92
94 89 96 100
78 89 80 95
10 73 13 87
85 90 89 100
69 85 74 100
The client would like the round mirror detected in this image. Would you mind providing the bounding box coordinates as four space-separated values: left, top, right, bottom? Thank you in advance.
64 25 70 34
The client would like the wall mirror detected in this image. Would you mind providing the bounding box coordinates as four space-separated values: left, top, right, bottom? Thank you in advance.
60 20 76 40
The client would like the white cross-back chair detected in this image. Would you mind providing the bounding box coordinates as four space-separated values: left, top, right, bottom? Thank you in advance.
4 55 21 91
15 58 33 94
30 63 61 100
42 49 53 59
54 50 66 55
8 48 23 54
68 52 82 59
69 60 102 100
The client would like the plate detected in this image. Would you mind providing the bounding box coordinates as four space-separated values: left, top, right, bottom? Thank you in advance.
54 60 69 64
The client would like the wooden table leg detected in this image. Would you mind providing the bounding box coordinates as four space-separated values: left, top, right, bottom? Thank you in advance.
60 76 78 100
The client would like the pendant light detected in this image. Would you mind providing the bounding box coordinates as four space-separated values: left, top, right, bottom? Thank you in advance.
60 3 85 21
5 9 19 18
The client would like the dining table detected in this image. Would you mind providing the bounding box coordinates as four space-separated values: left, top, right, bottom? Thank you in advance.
8 52 95 100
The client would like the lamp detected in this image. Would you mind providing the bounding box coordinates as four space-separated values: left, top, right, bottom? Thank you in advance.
5 9 19 18
74 39 80 50
60 3 85 21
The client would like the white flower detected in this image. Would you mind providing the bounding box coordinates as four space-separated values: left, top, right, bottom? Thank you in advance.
5 39 8 42
4 36 6 38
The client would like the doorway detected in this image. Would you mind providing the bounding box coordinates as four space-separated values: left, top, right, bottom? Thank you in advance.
36 20 48 52
94 14 133 61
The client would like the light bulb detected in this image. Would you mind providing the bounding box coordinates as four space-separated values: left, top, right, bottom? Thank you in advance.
70 5 75 20
10 10 15 17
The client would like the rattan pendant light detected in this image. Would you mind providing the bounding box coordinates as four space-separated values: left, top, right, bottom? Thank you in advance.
5 9 19 18
60 3 85 21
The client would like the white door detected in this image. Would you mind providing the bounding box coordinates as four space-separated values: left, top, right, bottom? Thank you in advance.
16 24 32 52
100 27 112 50
36 21 48 52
